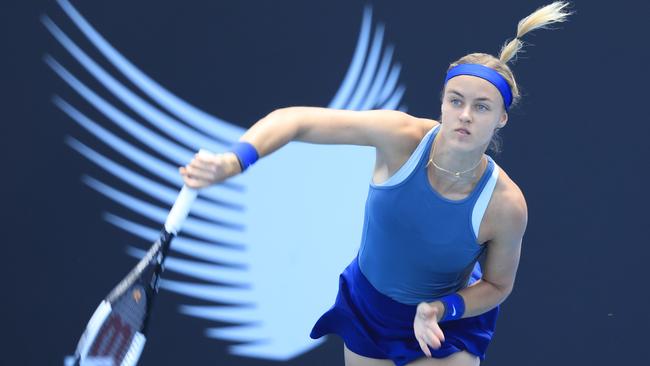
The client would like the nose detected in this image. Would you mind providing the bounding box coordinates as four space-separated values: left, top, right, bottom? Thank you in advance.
459 105 472 123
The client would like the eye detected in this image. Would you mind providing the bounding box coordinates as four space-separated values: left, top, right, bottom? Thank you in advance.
475 104 490 112
449 98 462 106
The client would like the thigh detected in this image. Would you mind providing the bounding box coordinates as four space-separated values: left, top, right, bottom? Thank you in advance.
344 343 393 366
406 351 480 366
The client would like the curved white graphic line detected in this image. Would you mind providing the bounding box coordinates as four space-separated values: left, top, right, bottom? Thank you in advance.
68 137 244 224
42 15 230 152
54 96 244 203
56 0 243 142
83 176 247 247
126 246 251 287
104 213 248 266
48 2 409 361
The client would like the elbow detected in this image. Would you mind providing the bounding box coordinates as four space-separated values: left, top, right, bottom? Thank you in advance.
500 285 513 301
487 280 513 303
270 106 307 120
264 107 301 137
266 107 294 122
271 106 302 124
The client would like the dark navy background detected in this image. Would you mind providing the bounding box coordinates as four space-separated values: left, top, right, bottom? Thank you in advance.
3 0 649 365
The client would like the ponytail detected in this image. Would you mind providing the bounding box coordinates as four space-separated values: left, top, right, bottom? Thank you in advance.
499 1 573 64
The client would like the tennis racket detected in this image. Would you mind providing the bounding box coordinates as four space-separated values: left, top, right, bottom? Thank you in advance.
69 183 199 366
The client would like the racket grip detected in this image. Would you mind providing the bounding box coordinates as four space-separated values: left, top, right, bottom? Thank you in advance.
165 149 215 234
164 185 198 235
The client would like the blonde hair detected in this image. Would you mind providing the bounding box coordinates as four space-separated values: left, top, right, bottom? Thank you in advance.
447 1 572 105
445 1 573 152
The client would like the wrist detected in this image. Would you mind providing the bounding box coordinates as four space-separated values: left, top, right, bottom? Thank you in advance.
224 152 243 175
230 141 259 172
430 301 446 322
437 293 466 322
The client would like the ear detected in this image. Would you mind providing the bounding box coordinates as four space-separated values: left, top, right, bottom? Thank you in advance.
497 111 508 129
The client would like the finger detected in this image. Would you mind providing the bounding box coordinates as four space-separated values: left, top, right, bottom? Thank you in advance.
183 175 210 188
194 152 221 166
190 178 212 188
431 323 445 342
188 158 215 173
185 165 215 181
416 336 432 358
425 329 442 349
179 166 197 176
181 170 211 187
180 166 214 188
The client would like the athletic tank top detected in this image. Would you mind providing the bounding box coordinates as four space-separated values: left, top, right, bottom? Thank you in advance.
357 125 500 305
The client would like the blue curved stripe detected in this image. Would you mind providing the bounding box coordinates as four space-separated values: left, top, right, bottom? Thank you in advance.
46 56 195 164
359 44 394 110
205 325 262 343
67 137 245 225
83 175 246 247
42 16 229 153
346 23 384 110
179 305 260 324
160 279 255 306
47 56 245 188
229 341 324 361
381 85 406 110
328 6 372 109
104 213 248 266
378 63 403 105
53 96 245 200
126 246 251 287
56 0 243 143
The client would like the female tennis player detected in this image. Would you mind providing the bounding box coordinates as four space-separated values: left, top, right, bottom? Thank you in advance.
180 2 571 365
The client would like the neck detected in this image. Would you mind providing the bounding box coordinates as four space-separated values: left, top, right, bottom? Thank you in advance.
427 133 488 183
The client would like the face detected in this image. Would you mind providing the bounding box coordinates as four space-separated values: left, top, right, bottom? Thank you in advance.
440 75 508 151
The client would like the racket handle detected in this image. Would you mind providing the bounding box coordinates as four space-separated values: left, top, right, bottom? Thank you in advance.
164 185 197 235
164 149 215 234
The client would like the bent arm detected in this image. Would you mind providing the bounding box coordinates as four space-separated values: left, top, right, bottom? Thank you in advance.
430 187 528 320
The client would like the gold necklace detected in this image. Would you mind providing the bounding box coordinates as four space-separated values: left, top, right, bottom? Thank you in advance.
426 140 483 178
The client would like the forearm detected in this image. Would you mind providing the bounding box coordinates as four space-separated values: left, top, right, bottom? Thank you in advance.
430 279 511 320
239 107 410 154
238 107 301 158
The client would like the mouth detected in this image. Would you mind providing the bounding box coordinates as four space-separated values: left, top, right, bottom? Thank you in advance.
454 128 470 135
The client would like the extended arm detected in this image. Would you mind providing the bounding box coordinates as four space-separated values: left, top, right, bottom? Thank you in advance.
180 107 430 187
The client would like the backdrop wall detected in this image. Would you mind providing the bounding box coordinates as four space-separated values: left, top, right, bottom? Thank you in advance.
2 1 648 365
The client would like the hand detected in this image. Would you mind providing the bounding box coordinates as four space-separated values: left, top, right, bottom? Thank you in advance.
179 152 241 188
414 301 445 357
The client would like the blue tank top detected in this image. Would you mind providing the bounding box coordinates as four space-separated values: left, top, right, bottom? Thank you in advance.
357 125 500 305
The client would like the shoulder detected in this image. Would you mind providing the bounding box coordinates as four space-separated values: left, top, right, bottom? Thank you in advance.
490 166 528 238
400 115 440 147
373 111 439 154
371 110 438 135
413 116 440 139
370 113 439 181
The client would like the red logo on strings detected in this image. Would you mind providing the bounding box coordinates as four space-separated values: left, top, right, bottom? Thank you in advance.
89 313 134 361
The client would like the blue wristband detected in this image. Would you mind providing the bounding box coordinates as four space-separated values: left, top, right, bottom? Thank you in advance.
439 293 465 322
230 142 259 172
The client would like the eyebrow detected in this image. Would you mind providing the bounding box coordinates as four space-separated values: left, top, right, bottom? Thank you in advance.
447 90 494 103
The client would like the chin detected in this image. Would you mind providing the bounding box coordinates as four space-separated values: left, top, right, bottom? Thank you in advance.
449 135 488 152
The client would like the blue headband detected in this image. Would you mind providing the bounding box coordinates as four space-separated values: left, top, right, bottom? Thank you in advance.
444 64 513 110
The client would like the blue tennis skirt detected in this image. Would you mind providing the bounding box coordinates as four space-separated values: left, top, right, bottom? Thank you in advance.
310 257 499 366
